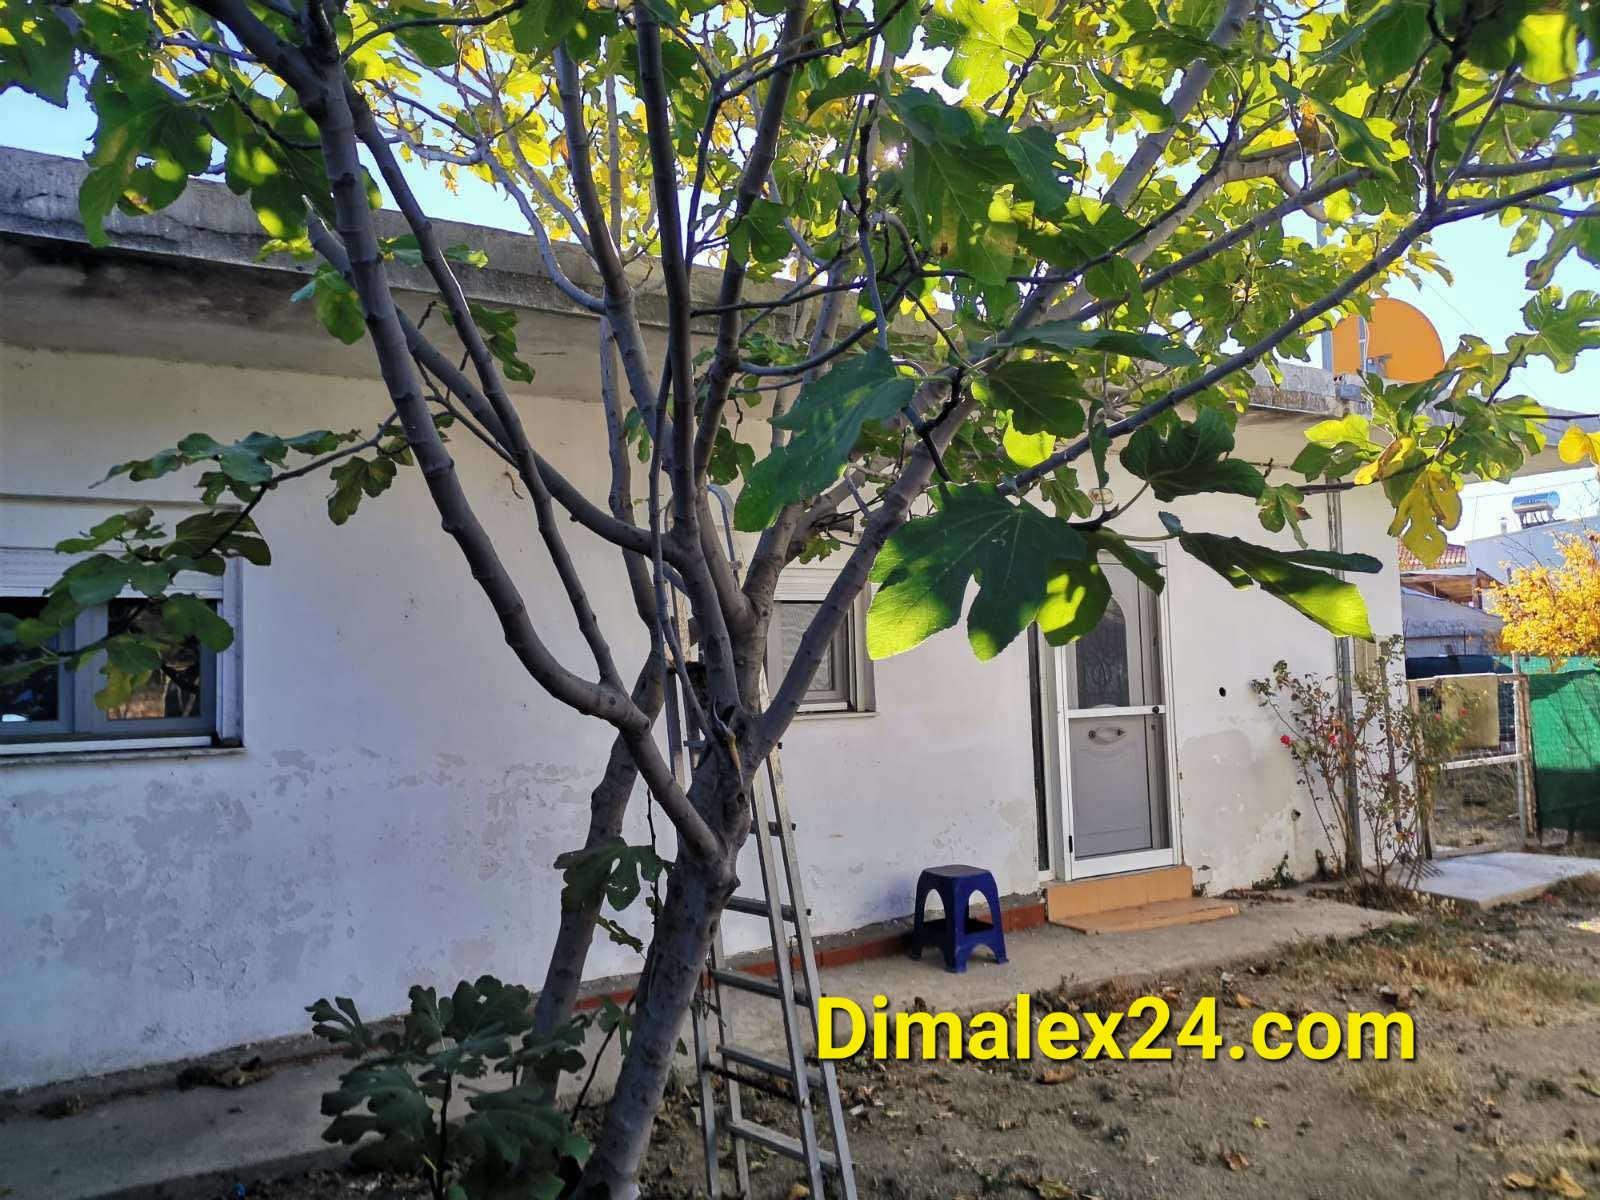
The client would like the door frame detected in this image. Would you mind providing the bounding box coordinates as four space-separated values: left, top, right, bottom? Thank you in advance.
1037 545 1183 883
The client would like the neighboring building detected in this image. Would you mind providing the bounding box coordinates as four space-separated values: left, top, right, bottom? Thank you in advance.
1400 586 1504 660
1397 540 1495 606
1400 488 1600 668
0 146 1544 1091
1398 540 1503 664
1468 507 1600 584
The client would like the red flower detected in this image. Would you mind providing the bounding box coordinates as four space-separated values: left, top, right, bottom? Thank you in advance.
1280 734 1293 746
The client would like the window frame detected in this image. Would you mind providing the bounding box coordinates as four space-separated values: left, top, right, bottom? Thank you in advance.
767 565 875 717
1 545 243 753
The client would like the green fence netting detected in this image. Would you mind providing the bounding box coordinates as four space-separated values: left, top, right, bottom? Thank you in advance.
1525 669 1600 836
1496 656 1600 675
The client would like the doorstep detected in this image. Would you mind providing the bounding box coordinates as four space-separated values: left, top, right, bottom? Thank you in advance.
1045 865 1241 935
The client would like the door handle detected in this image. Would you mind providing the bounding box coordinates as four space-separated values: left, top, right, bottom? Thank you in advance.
1087 726 1127 744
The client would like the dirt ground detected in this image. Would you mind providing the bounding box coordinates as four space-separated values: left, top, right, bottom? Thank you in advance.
224 876 1600 1200
1433 763 1526 852
1431 766 1593 857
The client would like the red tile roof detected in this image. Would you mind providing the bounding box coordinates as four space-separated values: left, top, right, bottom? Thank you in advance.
1397 541 1468 571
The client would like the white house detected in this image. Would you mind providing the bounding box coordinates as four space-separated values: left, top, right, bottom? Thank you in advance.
0 146 1414 1092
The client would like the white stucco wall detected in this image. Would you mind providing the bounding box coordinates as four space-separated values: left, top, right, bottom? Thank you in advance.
0 344 1042 1089
0 343 1400 1090
1168 477 1403 891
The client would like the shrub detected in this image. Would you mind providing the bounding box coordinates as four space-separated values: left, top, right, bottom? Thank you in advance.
308 976 588 1200
1252 636 1475 893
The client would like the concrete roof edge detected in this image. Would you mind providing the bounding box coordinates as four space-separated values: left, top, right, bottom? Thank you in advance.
0 146 1390 422
0 145 716 332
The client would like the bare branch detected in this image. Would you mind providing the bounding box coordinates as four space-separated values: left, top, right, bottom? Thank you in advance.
693 0 809 483
551 46 663 419
1458 153 1600 178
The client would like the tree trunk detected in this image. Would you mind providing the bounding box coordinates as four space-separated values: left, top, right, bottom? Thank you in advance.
577 765 743 1197
533 671 665 1038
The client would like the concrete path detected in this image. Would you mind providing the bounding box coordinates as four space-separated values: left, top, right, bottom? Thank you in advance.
0 894 1403 1200
1414 850 1600 908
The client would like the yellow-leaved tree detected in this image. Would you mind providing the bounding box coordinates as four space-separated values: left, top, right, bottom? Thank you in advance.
1494 532 1600 665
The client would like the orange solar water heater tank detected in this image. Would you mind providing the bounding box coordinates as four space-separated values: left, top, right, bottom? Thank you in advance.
1331 297 1445 382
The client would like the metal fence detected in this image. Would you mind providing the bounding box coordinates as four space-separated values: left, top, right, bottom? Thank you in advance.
1408 671 1536 843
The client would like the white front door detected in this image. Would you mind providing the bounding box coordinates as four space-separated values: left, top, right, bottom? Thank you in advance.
1054 560 1178 879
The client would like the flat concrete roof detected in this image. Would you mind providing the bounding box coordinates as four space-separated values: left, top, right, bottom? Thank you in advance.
0 145 715 399
4 142 1588 451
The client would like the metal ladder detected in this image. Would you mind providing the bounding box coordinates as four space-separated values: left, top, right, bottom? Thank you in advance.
661 601 857 1198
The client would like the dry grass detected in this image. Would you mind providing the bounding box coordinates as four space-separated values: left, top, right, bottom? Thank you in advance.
1553 873 1600 902
1350 1057 1462 1114
1283 924 1600 1027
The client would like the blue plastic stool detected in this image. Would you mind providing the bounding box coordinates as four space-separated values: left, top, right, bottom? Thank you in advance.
909 864 1008 973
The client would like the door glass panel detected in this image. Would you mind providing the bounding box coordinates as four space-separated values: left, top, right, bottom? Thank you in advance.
1072 599 1129 708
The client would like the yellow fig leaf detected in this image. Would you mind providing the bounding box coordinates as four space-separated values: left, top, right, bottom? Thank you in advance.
1003 421 1055 469
1387 467 1458 565
1558 424 1600 466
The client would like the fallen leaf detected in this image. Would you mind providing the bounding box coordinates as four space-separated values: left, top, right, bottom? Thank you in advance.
1039 1066 1078 1085
1541 1168 1587 1198
786 1185 810 1200
1231 993 1256 1010
176 1055 271 1090
1251 1115 1270 1130
36 1095 86 1120
996 1117 1021 1131
1505 1173 1539 1191
1377 984 1414 1009
1219 1146 1251 1171
1034 1179 1079 1199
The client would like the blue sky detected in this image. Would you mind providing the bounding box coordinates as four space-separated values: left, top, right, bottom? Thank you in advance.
5 83 1596 538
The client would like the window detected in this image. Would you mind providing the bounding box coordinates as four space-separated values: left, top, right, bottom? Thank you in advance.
767 569 874 715
1 546 241 753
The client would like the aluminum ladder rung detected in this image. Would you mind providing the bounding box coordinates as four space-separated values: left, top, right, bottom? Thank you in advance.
714 1042 823 1090
702 1060 796 1103
725 1116 840 1171
709 966 811 1006
724 893 802 921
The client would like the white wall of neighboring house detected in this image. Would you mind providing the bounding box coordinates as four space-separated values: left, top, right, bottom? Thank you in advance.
0 333 1401 1090
1467 514 1600 582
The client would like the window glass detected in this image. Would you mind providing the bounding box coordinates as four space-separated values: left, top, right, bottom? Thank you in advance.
106 600 206 720
772 598 865 711
780 601 839 694
1 598 63 726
